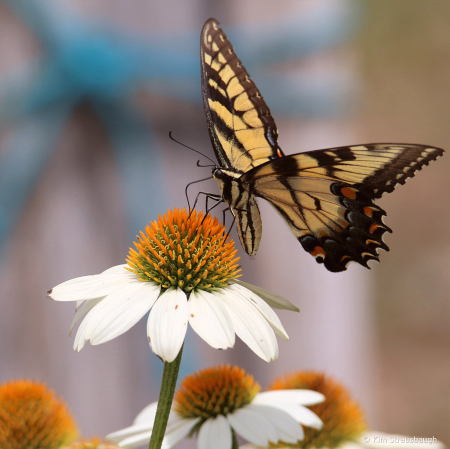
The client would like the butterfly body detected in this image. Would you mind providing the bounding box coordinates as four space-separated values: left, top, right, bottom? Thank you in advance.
201 18 444 272
213 166 262 255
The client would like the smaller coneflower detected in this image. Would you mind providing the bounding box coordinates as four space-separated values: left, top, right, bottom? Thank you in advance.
0 379 78 449
63 437 120 449
240 371 445 449
107 365 325 449
49 209 298 363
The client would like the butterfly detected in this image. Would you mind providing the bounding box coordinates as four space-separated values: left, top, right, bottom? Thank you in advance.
200 18 444 272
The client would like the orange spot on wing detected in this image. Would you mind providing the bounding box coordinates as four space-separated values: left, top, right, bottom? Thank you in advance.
363 207 374 218
369 223 381 234
277 149 283 157
340 255 351 263
366 239 378 245
341 187 357 199
311 246 326 258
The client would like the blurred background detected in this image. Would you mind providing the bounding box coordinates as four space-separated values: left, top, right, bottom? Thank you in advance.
0 0 449 446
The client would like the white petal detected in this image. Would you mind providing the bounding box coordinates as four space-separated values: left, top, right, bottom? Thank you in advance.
198 416 232 449
259 402 322 430
69 298 102 335
232 280 299 312
133 402 158 424
227 407 278 446
188 290 235 350
244 404 304 443
88 282 159 345
254 390 325 407
82 282 148 341
148 289 188 362
50 267 136 301
108 410 187 448
107 422 155 443
219 289 278 362
162 417 200 449
228 284 289 340
359 431 445 449
115 430 153 448
73 310 92 351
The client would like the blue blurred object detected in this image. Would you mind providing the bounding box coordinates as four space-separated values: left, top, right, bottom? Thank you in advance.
0 0 361 380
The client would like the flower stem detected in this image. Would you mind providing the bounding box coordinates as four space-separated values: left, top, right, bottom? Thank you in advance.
148 346 184 449
231 429 239 449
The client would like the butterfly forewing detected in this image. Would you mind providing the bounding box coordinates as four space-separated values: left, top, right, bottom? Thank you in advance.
200 18 284 173
244 144 443 271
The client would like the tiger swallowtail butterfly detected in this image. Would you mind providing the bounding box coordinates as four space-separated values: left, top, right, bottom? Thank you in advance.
200 18 444 272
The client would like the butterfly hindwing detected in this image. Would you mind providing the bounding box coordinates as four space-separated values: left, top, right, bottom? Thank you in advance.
200 18 284 173
243 144 444 271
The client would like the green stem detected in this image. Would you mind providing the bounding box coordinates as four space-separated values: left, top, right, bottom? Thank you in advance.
148 346 184 449
231 428 239 449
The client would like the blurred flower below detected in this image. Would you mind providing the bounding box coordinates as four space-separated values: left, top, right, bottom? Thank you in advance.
107 365 325 449
241 371 444 449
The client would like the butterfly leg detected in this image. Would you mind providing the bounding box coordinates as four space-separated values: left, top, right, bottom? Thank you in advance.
202 195 224 223
188 191 221 218
224 209 236 242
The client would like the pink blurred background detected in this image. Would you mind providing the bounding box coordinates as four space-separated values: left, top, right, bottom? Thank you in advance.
0 0 448 447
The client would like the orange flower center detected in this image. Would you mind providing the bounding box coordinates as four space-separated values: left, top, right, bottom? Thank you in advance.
174 365 260 421
126 208 240 293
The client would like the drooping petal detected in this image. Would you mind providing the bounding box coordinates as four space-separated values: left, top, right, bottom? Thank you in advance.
188 290 235 350
258 402 323 430
148 288 188 362
80 282 149 343
87 282 160 345
107 422 155 443
162 417 200 449
197 415 232 449
232 280 299 312
243 404 304 443
133 402 158 424
113 429 154 448
227 407 278 447
49 266 136 301
227 284 289 340
254 390 325 406
219 289 278 362
73 309 92 352
69 297 102 335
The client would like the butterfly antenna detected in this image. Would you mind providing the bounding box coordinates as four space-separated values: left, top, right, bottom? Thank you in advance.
197 160 215 168
169 131 216 165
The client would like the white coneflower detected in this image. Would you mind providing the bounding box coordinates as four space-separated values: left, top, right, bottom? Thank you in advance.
241 371 444 449
107 365 324 449
49 208 298 363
